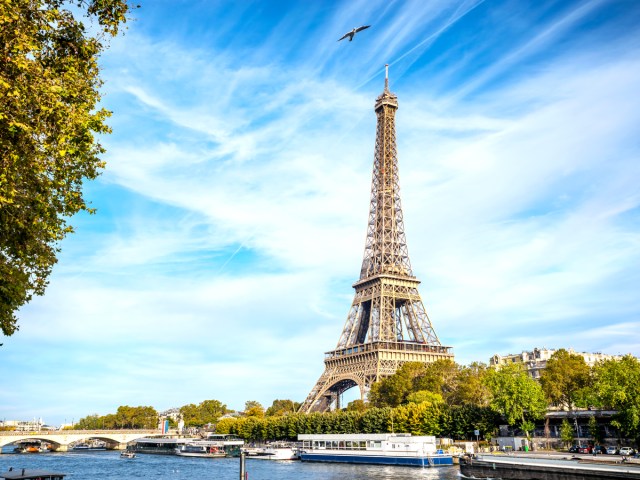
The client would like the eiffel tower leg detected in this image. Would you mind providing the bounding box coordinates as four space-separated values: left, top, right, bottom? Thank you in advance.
299 369 333 413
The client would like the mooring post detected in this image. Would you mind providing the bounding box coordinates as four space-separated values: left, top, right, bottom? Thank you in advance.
239 450 246 480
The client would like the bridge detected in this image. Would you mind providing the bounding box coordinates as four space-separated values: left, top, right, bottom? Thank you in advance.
0 430 175 452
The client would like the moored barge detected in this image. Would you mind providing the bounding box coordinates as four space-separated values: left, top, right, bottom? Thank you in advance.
298 433 453 467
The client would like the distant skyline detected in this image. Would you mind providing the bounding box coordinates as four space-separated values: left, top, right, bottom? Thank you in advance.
2 0 639 425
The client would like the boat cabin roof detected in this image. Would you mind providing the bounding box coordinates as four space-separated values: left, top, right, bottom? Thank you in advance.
298 433 436 443
1 469 66 480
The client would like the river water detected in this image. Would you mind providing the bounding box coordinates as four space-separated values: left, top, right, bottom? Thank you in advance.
0 451 462 480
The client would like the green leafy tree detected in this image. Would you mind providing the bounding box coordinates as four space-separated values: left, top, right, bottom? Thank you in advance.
450 362 491 407
198 399 228 426
368 363 421 407
406 390 443 406
521 419 536 441
439 404 499 440
265 399 296 416
591 355 640 444
179 403 200 427
588 415 602 444
540 349 591 409
0 0 134 337
214 417 237 434
345 399 368 412
484 363 547 432
179 399 228 427
76 414 101 430
415 359 459 404
560 418 575 447
114 405 157 429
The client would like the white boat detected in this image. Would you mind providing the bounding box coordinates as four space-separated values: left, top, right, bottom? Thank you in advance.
245 442 299 460
298 433 453 467
175 442 226 458
72 441 106 452
120 451 136 459
0 468 66 479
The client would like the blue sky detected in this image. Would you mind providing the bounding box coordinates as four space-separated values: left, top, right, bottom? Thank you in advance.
2 0 640 426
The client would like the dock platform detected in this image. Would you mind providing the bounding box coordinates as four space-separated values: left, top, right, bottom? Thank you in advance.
460 453 640 480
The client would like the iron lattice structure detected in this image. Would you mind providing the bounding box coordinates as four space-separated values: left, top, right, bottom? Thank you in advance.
299 68 454 413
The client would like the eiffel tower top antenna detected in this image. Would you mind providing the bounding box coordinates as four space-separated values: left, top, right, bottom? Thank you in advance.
385 64 389 90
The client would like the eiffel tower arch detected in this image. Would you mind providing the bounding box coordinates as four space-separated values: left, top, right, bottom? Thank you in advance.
300 66 454 413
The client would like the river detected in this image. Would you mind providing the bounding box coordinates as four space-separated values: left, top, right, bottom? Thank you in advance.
0 451 462 480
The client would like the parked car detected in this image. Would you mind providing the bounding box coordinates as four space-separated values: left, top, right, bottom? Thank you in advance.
619 447 635 456
606 446 618 455
578 445 591 454
594 445 607 454
568 445 580 453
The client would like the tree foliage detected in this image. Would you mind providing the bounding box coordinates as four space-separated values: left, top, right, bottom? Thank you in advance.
368 360 491 409
265 399 297 417
539 349 591 409
484 363 547 429
591 355 640 443
560 418 575 446
180 399 228 427
450 362 491 407
244 400 265 417
76 405 157 429
0 0 134 336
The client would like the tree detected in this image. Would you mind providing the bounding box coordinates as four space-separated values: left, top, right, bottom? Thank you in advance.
244 400 265 417
539 349 591 409
588 415 602 444
368 362 431 407
405 390 443 406
449 362 491 407
345 399 368 412
76 414 101 430
179 399 228 427
198 399 228 426
591 355 640 444
265 399 297 417
560 418 575 447
484 363 547 432
0 0 134 337
179 403 200 427
214 417 237 435
415 359 459 404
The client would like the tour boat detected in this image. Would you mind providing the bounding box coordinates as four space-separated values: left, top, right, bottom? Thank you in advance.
72 441 106 451
0 468 65 479
298 433 453 467
245 442 299 460
175 442 226 458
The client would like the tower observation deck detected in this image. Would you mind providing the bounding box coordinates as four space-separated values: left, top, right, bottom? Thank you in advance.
299 66 454 413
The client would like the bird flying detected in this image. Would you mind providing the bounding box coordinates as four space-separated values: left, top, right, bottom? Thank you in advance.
338 25 370 42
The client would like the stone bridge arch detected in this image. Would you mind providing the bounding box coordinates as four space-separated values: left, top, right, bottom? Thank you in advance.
0 430 166 452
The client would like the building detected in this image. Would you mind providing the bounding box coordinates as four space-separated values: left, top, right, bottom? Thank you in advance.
489 348 623 379
0 419 45 432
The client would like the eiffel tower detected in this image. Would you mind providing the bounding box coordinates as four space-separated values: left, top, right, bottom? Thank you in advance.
299 66 454 413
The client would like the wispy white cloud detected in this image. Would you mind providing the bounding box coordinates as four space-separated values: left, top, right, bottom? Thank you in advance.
4 0 640 423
